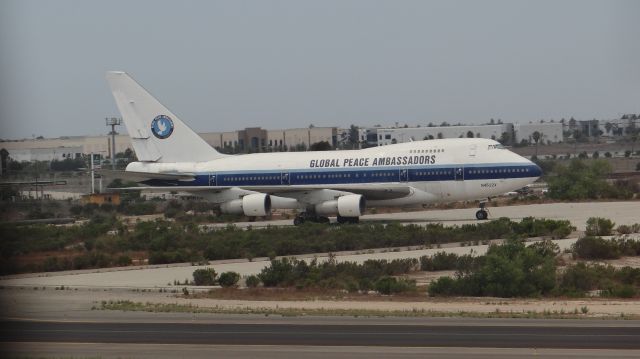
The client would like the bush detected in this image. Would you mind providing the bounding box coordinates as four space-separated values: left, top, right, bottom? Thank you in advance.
605 284 636 298
617 225 633 235
419 252 479 272
245 275 261 288
557 263 640 297
557 262 604 295
427 276 459 296
218 271 240 287
374 276 417 294
116 255 132 266
529 239 560 258
547 159 621 200
428 239 556 297
572 236 620 260
585 217 615 236
192 268 217 286
257 257 419 291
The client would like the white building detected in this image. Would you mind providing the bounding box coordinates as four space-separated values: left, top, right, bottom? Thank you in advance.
373 124 511 146
7 146 83 162
1 135 132 160
513 123 564 144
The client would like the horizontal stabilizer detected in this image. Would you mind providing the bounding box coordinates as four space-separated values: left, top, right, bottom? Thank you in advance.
97 169 196 182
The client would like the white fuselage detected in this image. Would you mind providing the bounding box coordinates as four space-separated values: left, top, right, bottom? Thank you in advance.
127 138 541 209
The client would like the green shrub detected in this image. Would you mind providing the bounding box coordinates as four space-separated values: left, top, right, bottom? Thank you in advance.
528 239 560 258
257 257 419 290
557 263 640 297
192 268 217 286
604 284 636 298
218 271 240 287
245 275 261 288
116 255 132 266
419 252 479 272
428 239 556 297
586 217 615 236
427 276 459 296
546 159 623 200
374 276 416 294
572 236 620 260
617 225 633 235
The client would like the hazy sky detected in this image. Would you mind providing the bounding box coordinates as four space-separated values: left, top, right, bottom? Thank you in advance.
1 0 639 139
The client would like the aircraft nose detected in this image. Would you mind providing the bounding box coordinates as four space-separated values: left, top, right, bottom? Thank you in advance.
529 160 542 178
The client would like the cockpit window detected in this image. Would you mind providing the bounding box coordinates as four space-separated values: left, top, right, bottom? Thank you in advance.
488 144 505 150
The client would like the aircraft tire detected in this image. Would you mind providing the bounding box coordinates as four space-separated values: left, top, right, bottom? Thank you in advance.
293 216 305 226
475 210 488 220
337 215 359 224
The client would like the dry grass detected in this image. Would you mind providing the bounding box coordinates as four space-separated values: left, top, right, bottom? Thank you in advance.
99 299 639 320
190 287 428 302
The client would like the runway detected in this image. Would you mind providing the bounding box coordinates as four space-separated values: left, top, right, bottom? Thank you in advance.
2 320 639 349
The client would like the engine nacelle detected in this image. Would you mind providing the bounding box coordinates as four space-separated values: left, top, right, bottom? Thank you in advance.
220 193 271 216
315 194 365 217
219 199 244 215
242 193 271 216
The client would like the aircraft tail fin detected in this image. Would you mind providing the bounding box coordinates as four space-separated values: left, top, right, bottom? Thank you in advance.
106 71 226 163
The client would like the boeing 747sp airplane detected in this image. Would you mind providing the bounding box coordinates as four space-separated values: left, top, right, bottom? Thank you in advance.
105 71 542 225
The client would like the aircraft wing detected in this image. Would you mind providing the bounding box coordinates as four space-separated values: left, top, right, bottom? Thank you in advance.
268 184 412 200
107 184 413 200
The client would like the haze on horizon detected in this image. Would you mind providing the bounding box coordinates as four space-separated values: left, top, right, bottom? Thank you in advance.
1 0 639 140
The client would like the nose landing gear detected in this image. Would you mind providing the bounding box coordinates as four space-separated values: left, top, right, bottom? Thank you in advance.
475 201 489 220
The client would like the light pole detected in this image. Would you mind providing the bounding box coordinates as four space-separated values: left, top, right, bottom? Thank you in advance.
105 117 122 170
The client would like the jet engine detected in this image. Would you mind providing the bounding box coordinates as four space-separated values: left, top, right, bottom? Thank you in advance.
314 194 365 217
220 193 271 216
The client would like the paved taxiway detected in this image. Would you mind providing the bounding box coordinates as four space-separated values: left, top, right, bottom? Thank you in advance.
4 343 640 359
2 320 639 349
205 201 640 230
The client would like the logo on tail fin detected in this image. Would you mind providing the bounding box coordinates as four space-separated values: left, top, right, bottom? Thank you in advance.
151 115 174 139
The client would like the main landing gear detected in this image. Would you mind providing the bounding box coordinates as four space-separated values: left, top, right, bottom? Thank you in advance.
337 215 359 224
475 201 489 220
293 213 359 225
293 213 331 226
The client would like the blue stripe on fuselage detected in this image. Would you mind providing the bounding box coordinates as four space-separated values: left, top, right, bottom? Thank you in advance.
140 163 542 187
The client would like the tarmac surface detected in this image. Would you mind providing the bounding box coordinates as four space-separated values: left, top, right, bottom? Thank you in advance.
205 201 640 230
3 343 640 359
2 320 639 349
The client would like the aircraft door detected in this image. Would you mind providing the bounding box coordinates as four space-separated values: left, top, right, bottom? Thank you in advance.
399 168 409 182
454 166 464 181
208 173 217 186
281 172 290 185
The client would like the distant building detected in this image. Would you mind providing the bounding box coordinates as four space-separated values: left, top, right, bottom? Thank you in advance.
6 146 83 162
0 120 571 163
1 135 131 160
371 124 512 146
202 127 337 152
599 115 639 137
81 192 121 206
513 123 564 144
577 120 601 138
